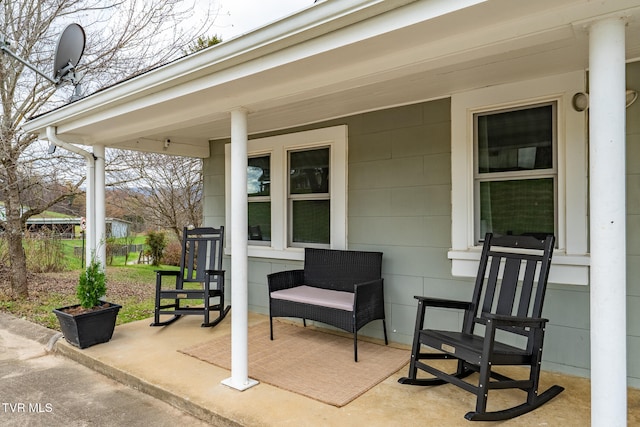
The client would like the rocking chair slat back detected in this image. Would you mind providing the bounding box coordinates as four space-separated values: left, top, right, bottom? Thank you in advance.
181 229 224 286
474 235 554 337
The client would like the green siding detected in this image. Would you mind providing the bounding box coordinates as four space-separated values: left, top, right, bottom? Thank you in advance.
206 62 640 387
627 61 640 387
203 143 226 227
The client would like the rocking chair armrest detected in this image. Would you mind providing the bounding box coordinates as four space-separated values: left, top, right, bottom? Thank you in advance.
155 270 180 277
414 295 473 311
202 269 225 291
204 269 225 276
267 269 305 292
480 313 549 328
155 269 181 290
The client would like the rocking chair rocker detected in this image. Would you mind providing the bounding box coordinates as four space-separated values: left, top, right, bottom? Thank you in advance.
151 226 230 328
398 233 563 421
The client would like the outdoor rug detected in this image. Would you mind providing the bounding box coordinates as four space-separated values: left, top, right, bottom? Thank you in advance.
179 321 410 407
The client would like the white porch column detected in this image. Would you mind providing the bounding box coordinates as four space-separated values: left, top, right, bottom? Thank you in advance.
45 127 95 267
222 108 259 391
85 152 95 266
94 145 107 268
589 17 627 427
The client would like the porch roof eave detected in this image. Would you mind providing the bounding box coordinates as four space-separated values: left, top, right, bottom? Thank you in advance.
21 0 640 157
20 0 426 144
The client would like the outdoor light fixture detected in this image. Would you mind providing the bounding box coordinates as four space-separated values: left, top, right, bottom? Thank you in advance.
627 89 638 108
571 89 638 112
572 92 589 112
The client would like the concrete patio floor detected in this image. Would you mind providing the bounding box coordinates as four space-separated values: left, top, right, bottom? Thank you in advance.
54 311 640 426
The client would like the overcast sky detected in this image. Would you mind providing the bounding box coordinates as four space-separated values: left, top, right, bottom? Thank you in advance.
214 1 313 41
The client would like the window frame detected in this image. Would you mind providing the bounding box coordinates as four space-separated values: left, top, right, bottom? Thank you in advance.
225 125 348 260
247 153 272 246
473 101 559 243
287 146 332 248
449 71 589 285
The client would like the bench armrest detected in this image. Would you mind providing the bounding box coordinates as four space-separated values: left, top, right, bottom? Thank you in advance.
353 279 384 320
354 278 383 303
268 269 305 293
353 279 385 327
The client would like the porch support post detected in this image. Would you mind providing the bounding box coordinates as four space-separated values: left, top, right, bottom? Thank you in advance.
222 107 259 391
45 127 95 267
589 16 627 427
93 144 107 267
85 154 95 266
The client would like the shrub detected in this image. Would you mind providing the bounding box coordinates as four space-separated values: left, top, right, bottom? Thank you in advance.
76 258 107 309
162 241 183 266
105 236 118 266
23 231 66 273
145 230 167 266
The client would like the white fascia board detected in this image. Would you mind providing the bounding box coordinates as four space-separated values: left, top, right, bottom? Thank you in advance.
23 0 482 135
22 0 403 132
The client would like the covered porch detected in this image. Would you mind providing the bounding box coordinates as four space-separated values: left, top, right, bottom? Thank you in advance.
22 0 640 424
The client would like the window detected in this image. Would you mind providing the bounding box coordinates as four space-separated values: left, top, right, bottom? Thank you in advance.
474 103 557 242
288 147 331 246
450 72 589 285
226 126 347 260
248 155 271 244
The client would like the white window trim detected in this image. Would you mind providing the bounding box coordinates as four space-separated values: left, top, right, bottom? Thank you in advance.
225 125 348 260
449 71 590 285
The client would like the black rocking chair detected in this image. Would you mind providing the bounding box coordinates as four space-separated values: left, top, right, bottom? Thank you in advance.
398 233 563 421
151 226 230 328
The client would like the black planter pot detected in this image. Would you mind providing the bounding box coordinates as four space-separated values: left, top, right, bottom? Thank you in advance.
53 302 122 349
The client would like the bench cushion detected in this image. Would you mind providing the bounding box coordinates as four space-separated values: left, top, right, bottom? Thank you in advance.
270 285 354 311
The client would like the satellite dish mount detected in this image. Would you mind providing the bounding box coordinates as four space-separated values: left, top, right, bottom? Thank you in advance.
0 23 85 101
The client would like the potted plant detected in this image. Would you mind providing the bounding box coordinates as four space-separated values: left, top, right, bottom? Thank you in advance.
52 256 121 349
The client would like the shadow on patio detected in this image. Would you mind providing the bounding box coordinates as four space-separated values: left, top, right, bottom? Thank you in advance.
54 311 640 426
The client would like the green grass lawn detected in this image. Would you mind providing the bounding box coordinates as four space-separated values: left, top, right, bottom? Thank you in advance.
0 234 186 331
0 262 180 331
60 236 149 269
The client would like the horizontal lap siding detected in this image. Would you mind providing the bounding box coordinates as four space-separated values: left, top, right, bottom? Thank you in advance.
204 62 640 386
347 99 457 345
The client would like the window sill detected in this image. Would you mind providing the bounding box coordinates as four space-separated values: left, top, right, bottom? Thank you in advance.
224 246 306 261
448 249 590 286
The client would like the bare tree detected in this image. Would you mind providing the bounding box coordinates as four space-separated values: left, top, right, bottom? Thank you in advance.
110 151 203 241
1 0 218 298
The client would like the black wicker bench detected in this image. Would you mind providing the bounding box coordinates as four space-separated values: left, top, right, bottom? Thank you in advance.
267 248 387 362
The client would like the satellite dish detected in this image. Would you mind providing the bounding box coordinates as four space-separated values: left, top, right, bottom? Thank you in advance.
1 22 85 100
53 23 85 84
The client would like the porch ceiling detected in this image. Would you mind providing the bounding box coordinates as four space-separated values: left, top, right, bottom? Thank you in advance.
23 0 640 157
